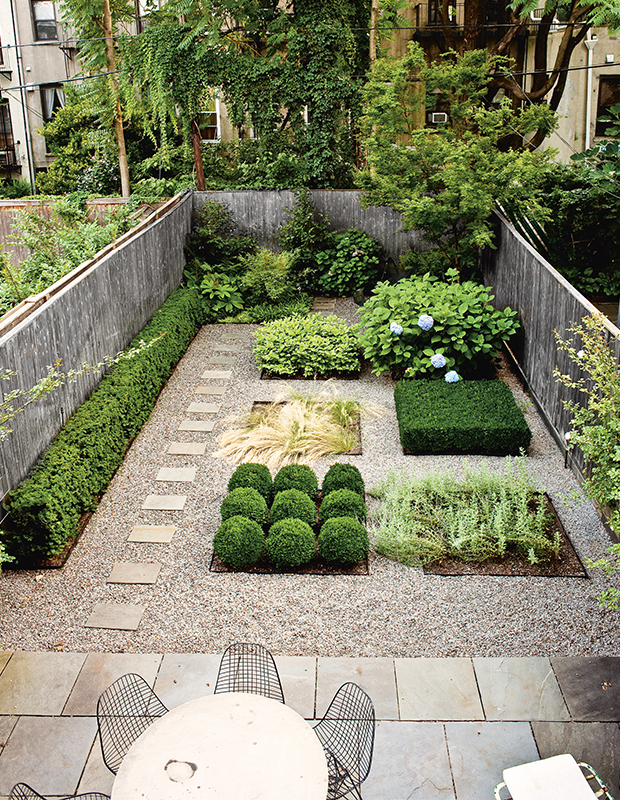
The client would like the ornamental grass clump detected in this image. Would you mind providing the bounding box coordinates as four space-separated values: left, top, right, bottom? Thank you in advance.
319 489 367 525
213 516 264 569
321 463 365 497
318 517 370 565
220 487 268 526
273 464 319 500
270 489 317 527
266 519 316 569
227 462 273 503
374 458 559 567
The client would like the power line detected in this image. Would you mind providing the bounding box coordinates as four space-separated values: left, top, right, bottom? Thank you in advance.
0 71 119 93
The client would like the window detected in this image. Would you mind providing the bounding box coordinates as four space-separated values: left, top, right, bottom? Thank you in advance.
31 1 58 41
596 76 620 137
197 98 221 141
0 100 17 168
40 84 65 123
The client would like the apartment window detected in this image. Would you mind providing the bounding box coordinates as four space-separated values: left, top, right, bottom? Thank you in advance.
0 35 4 66
0 100 17 168
31 1 58 41
596 76 620 136
41 84 65 122
197 98 221 141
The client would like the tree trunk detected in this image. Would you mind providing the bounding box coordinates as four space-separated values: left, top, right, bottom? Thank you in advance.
369 0 379 66
103 0 130 198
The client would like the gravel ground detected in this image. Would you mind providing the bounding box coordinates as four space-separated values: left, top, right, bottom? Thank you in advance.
1 298 619 656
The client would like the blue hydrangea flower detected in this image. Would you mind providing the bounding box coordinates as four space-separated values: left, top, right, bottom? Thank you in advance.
430 353 447 369
445 370 460 383
418 314 434 331
390 322 403 336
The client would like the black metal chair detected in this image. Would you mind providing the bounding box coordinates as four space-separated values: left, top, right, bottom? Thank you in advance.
214 642 285 703
96 672 168 774
313 682 375 800
9 785 110 800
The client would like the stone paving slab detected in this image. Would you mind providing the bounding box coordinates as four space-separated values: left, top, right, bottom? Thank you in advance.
63 653 162 716
187 402 220 414
77 738 115 797
0 717 17 752
445 721 539 800
0 653 11 676
201 370 232 380
275 657 316 720
179 420 215 432
364 721 455 800
551 657 620 721
0 652 86 715
107 562 162 585
396 658 484 721
316 657 398 720
194 385 227 395
154 654 221 709
84 604 145 630
213 343 242 352
0 716 98 796
167 442 207 455
142 495 186 510
473 657 569 721
532 721 620 791
206 355 237 365
128 525 176 543
155 467 197 482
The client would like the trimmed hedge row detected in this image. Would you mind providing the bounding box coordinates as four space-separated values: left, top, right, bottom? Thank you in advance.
4 287 203 563
394 379 532 455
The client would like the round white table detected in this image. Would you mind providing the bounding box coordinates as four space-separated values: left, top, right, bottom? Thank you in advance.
111 692 329 800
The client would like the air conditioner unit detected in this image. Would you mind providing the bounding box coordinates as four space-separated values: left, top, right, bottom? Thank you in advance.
430 112 448 124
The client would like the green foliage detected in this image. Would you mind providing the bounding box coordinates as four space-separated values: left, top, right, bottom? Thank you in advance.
316 229 381 297
266 518 315 569
394 380 532 455
357 43 557 278
3 288 203 563
319 488 367 525
318 516 369 565
374 459 558 567
227 463 273 502
231 295 313 324
0 179 33 199
270 489 317 527
357 272 520 379
220 487 268 525
321 463 365 498
253 315 360 378
398 248 453 280
273 464 319 500
187 201 257 271
239 249 296 304
585 543 620 611
200 272 245 320
213 515 264 569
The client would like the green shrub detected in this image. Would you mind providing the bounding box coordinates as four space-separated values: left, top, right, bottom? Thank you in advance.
316 229 381 297
266 518 315 568
221 487 268 525
273 464 319 499
200 272 244 320
318 516 369 565
240 248 296 304
394 380 532 455
357 271 519 379
225 294 312 324
319 489 367 525
321 463 365 497
253 314 360 378
270 489 317 526
213 515 264 569
4 288 203 563
228 463 273 502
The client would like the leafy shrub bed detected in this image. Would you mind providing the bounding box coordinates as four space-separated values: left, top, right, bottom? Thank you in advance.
394 380 532 455
3 287 203 563
212 462 369 573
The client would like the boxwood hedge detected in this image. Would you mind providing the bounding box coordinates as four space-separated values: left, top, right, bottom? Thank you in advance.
394 379 532 455
4 287 203 563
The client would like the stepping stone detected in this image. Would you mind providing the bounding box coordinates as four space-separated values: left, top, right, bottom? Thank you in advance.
155 467 196 482
179 420 215 432
167 442 207 455
187 402 220 414
201 370 232 380
313 297 335 305
195 385 227 395
312 302 336 309
214 343 242 352
107 562 161 584
221 332 247 340
128 525 176 543
142 495 186 510
206 355 237 365
84 603 145 630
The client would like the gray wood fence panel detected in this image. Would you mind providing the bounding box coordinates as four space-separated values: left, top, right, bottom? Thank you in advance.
195 190 430 263
0 193 193 498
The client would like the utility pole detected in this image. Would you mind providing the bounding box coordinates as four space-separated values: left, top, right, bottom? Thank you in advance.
369 0 379 66
103 0 130 197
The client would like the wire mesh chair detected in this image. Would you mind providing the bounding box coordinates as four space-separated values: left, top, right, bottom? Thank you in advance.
96 672 169 774
494 761 616 799
313 682 375 800
9 784 110 800
213 642 285 703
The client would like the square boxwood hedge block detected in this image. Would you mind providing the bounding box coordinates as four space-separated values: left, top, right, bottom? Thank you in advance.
394 380 532 455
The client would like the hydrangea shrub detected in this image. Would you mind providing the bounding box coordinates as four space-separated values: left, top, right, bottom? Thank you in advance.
357 270 519 379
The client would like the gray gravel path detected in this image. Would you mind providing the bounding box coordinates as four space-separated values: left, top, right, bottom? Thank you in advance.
1 298 619 656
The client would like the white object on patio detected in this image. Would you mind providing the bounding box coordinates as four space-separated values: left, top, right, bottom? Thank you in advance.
502 753 601 799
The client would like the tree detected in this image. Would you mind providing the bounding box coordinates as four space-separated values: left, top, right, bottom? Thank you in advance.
59 0 136 196
357 43 557 277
